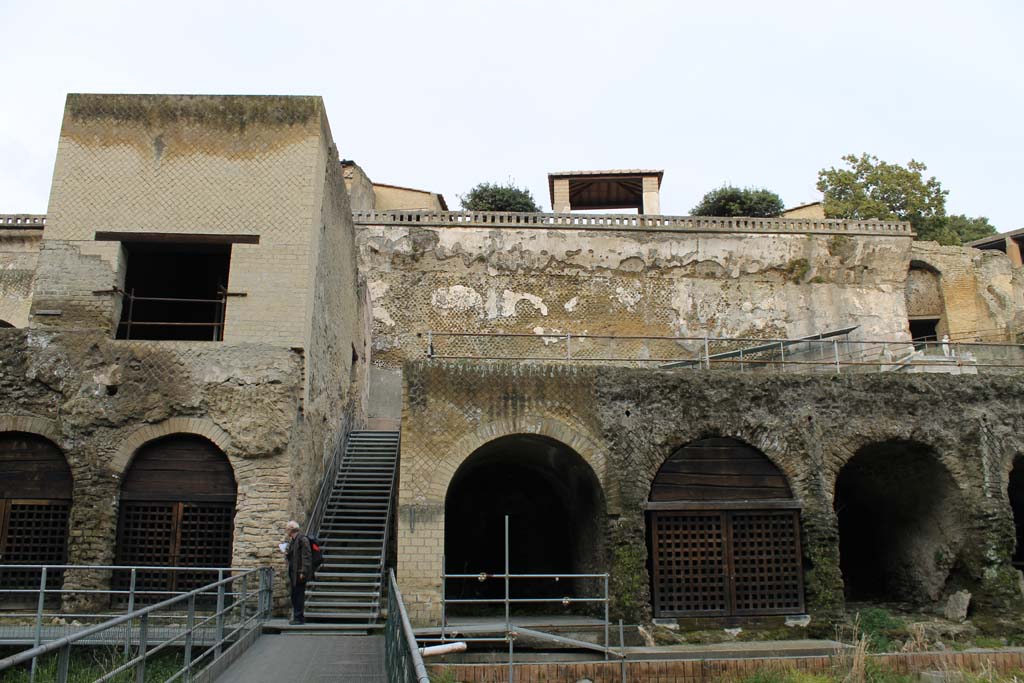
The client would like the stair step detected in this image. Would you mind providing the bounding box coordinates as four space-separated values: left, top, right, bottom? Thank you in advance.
314 571 380 578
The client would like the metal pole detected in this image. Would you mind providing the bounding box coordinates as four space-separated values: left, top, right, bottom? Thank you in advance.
126 568 137 651
703 335 710 369
603 574 609 660
833 339 840 374
215 570 225 658
505 514 512 683
240 573 248 622
135 613 149 683
440 555 447 643
184 594 196 683
739 348 744 373
620 619 627 683
30 566 46 683
57 643 71 683
779 341 786 371
126 288 135 340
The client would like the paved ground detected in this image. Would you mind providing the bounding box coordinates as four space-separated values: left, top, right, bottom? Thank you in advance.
214 634 385 683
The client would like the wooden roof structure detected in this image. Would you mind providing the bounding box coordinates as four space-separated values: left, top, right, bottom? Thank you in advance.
548 169 663 212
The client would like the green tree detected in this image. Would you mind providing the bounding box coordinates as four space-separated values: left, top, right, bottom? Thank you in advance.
460 181 540 212
945 214 997 244
691 185 785 217
816 154 951 242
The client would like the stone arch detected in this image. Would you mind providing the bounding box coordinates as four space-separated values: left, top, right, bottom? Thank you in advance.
109 417 233 479
428 414 616 513
114 433 237 595
645 435 806 618
906 259 948 344
0 415 64 450
443 432 607 613
834 438 968 604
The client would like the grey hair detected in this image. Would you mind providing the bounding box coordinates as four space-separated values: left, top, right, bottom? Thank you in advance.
285 520 300 531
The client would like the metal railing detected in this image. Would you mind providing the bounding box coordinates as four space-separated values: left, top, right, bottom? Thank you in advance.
423 330 1024 373
377 434 401 621
385 569 430 683
0 566 271 683
353 210 914 236
306 430 350 538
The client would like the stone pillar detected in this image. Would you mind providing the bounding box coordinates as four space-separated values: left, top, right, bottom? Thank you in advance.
1007 238 1023 268
552 178 571 213
641 176 660 215
396 502 444 625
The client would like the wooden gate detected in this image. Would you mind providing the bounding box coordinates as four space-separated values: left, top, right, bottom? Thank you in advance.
648 438 805 618
115 434 236 599
0 433 72 603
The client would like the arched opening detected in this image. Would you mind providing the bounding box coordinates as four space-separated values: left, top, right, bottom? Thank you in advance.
115 434 236 599
646 437 804 617
0 432 72 605
1009 456 1024 571
444 434 605 614
906 262 947 347
835 441 966 604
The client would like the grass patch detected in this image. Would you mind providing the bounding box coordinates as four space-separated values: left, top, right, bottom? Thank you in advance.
1 647 187 683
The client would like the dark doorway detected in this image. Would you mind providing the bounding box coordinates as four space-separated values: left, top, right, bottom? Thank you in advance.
0 432 72 605
115 434 236 600
1010 457 1024 571
117 242 232 341
909 318 940 345
835 441 966 604
444 435 604 614
647 437 804 618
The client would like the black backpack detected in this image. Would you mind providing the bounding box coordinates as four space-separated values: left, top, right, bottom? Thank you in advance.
307 535 325 573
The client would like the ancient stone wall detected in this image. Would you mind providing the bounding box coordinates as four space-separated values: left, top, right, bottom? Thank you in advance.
398 360 1024 626
356 216 920 369
0 226 42 327
35 94 327 346
0 328 305 604
909 241 1024 341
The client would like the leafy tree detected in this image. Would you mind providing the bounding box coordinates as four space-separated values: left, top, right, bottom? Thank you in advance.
691 186 784 217
945 214 997 244
816 154 951 242
460 181 540 212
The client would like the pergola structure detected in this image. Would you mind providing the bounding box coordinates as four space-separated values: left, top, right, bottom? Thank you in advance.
548 169 663 214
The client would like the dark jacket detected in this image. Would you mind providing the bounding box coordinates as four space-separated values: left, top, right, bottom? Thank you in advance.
287 534 313 587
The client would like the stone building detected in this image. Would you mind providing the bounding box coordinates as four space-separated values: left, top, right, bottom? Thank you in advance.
0 94 367 606
2 93 1024 630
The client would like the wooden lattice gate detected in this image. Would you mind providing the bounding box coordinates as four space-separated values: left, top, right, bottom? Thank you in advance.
647 438 805 618
0 433 72 605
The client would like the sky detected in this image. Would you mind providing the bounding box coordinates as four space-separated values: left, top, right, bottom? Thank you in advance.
1 0 1022 230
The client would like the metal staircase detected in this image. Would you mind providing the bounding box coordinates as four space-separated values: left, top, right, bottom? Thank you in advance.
304 430 399 630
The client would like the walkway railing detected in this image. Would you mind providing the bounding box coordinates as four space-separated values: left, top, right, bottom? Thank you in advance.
385 569 430 683
0 565 271 683
353 210 913 236
423 331 1024 374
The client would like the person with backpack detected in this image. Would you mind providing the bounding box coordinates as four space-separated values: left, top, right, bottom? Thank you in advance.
284 520 312 625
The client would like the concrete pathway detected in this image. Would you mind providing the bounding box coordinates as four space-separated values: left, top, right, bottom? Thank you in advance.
214 634 385 683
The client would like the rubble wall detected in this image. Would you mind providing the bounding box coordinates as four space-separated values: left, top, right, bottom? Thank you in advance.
0 227 41 327
397 360 1024 626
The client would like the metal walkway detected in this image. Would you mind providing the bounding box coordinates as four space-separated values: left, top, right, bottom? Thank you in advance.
213 634 385 683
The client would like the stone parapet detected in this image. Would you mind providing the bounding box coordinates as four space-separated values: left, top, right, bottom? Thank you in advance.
354 210 913 236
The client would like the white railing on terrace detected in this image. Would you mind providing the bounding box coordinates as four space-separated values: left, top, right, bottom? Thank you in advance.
353 210 913 236
0 214 46 229
423 331 1024 374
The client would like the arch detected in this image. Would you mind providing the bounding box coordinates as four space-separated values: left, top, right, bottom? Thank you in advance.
906 262 947 345
115 434 237 597
0 432 73 602
1009 456 1024 571
646 437 804 618
0 320 13 328
443 434 606 614
429 415 615 513
109 417 233 478
835 440 967 604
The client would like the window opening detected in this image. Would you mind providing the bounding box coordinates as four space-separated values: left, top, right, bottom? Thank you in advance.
0 433 72 606
116 242 232 341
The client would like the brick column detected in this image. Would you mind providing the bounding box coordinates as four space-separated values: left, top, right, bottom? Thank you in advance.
552 179 571 213
641 176 660 215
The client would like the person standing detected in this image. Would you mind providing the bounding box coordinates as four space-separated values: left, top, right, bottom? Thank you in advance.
284 520 312 625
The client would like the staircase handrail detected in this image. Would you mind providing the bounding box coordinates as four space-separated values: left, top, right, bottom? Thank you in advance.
377 432 401 620
307 429 350 536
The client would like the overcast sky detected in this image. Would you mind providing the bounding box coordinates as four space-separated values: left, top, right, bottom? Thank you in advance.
1 0 1021 230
